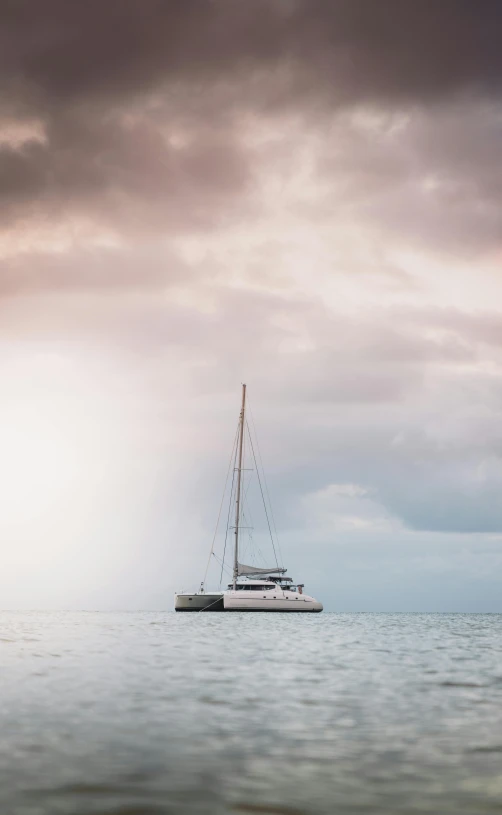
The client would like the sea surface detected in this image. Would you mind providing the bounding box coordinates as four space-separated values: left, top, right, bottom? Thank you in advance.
1 612 502 815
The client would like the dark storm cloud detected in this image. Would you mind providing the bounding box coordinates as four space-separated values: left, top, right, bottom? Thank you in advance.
0 111 252 233
2 0 502 252
2 0 502 109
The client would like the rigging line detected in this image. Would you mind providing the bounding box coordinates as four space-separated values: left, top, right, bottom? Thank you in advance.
248 406 283 568
240 451 258 546
203 421 240 588
240 485 255 543
241 514 265 565
220 429 240 588
242 470 254 502
246 420 279 569
252 534 266 563
239 426 255 554
241 435 255 527
220 469 236 588
240 509 254 561
247 404 284 568
240 504 256 564
241 414 247 515
212 552 233 578
198 595 225 612
240 540 250 563
241 483 255 533
243 526 266 569
256 545 266 563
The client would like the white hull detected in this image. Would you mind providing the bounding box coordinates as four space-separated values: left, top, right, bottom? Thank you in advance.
175 589 322 612
223 591 322 612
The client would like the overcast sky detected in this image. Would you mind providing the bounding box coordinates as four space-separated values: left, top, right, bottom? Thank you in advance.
1 1 502 611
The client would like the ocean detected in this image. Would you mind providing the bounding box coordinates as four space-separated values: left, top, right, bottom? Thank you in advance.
1 611 501 815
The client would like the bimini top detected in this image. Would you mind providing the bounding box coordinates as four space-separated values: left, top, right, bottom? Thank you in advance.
237 562 287 577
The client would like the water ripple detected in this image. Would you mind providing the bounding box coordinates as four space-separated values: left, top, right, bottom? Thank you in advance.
1 611 502 815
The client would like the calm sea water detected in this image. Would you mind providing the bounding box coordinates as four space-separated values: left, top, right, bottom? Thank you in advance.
1 612 502 815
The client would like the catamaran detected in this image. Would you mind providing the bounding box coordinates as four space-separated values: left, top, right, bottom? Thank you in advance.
175 385 322 612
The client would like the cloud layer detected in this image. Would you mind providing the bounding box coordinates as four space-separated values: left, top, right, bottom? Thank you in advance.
1 1 502 609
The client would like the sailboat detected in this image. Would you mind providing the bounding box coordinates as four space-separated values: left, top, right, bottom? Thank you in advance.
174 385 323 612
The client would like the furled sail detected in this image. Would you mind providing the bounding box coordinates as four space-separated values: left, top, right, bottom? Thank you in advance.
237 562 287 576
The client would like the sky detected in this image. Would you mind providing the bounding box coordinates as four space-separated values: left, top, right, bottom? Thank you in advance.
1 0 502 611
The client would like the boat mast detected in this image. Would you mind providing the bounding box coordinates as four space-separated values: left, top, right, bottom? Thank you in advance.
233 383 246 589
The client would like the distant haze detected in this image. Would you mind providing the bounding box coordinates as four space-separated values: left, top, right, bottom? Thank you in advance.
1 1 502 611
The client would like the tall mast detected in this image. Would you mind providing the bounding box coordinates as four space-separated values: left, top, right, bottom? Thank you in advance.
233 383 246 589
